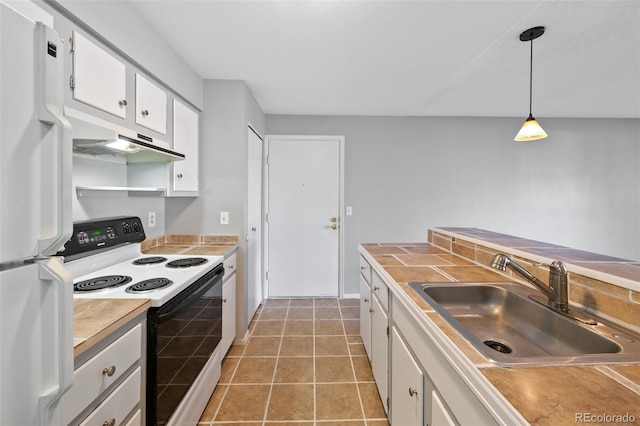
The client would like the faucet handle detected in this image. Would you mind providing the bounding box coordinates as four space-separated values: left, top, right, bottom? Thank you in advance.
532 260 568 274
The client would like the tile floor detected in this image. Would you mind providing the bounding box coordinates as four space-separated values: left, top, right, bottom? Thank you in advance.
198 298 389 425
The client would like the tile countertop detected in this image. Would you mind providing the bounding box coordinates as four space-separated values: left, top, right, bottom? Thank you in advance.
73 299 149 357
360 234 640 425
73 235 238 358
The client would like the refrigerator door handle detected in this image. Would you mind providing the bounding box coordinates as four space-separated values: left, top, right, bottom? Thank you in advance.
37 257 74 424
36 23 73 256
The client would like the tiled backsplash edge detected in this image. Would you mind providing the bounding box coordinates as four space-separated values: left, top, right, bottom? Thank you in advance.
141 234 238 250
428 229 640 332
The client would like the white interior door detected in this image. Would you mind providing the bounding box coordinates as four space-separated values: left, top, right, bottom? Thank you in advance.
266 136 343 297
247 127 263 320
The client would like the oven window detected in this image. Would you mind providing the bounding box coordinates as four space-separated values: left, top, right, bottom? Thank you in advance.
153 271 222 425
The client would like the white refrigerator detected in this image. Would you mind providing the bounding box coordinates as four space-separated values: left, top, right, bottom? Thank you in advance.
0 2 74 425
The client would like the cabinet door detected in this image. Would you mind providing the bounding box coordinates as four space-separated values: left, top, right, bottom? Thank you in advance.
221 274 237 355
370 295 388 413
170 99 199 195
72 31 126 118
391 327 424 426
359 275 371 359
135 73 167 134
431 390 457 426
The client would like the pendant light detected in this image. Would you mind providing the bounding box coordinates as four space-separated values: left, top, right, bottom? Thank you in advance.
514 26 548 141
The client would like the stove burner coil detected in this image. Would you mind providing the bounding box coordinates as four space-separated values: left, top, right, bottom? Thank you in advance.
74 275 132 292
133 256 168 265
126 278 173 293
165 257 208 268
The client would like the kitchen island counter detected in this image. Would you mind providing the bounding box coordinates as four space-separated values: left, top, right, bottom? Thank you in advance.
361 229 640 425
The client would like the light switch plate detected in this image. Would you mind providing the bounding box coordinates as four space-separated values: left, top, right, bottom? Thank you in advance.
220 211 229 225
346 206 352 216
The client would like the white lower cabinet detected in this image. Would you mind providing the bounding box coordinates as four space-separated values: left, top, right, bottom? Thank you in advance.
391 296 497 425
360 275 372 357
221 253 237 354
391 327 423 426
58 316 146 425
370 295 388 413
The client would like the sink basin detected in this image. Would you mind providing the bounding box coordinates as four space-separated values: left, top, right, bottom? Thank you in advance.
409 281 640 366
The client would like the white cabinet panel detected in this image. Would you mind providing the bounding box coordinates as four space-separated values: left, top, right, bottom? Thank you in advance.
79 367 141 426
135 74 167 134
391 327 424 426
169 99 199 195
432 390 457 426
222 273 237 354
370 295 388 414
360 275 371 359
72 31 126 118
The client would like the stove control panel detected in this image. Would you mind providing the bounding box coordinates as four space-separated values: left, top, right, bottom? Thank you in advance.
57 216 146 258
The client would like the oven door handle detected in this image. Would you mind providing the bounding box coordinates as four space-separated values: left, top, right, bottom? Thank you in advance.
157 268 224 322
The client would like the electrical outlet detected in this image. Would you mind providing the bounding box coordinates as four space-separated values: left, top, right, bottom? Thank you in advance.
148 212 156 228
346 206 353 216
220 211 229 225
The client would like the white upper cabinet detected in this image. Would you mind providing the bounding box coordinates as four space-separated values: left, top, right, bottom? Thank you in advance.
135 74 167 134
72 31 127 118
169 99 199 195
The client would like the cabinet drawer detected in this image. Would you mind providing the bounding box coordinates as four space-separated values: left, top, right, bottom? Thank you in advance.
371 270 389 311
80 367 141 426
61 324 142 424
360 256 371 284
224 253 237 278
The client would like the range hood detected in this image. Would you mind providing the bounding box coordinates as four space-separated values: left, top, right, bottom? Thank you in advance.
65 107 185 164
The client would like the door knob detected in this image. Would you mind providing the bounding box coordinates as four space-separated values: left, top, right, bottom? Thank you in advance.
331 224 337 230
330 217 337 222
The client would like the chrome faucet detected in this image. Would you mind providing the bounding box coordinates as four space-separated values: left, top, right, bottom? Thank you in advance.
490 253 569 313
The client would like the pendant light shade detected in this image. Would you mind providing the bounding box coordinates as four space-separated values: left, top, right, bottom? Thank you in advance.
515 26 548 142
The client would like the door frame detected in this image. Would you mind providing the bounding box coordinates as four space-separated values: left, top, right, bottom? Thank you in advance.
264 134 345 298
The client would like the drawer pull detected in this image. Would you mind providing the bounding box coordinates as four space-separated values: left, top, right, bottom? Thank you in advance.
118 99 127 107
369 308 374 313
409 387 418 397
373 286 380 291
102 366 116 377
228 265 234 270
103 418 116 426
360 266 366 270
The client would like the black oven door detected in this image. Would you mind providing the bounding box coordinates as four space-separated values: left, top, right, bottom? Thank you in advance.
146 263 224 425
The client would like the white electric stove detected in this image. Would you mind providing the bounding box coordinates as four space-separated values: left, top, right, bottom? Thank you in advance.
61 216 225 425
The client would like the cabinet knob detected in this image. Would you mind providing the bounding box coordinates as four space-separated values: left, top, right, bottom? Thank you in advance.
373 286 380 291
223 298 227 303
363 297 369 303
177 173 183 178
228 265 234 270
251 227 257 232
102 366 116 377
118 99 127 107
369 308 374 313
360 266 366 271
141 109 149 117
408 387 418 397
102 419 116 426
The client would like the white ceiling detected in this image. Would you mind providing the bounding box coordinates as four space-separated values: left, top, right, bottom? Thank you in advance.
128 0 640 118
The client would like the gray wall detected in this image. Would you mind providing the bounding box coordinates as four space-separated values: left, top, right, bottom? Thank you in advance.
266 115 640 295
166 79 266 340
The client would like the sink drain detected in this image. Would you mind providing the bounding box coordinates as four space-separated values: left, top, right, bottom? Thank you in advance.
484 339 513 354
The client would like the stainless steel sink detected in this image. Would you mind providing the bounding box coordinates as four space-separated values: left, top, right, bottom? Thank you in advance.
409 281 640 366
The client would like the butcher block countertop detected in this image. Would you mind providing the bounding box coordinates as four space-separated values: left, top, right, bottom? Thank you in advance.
361 228 640 425
72 234 238 357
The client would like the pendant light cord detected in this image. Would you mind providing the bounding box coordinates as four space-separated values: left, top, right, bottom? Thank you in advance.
529 39 533 116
